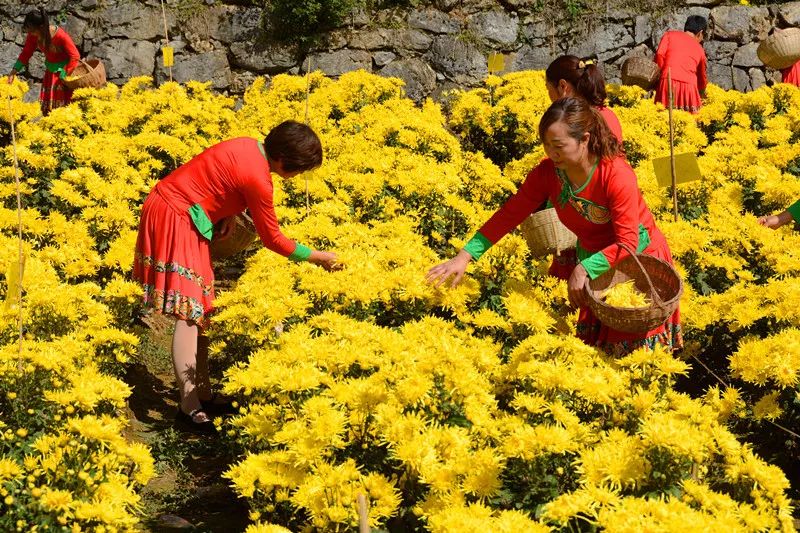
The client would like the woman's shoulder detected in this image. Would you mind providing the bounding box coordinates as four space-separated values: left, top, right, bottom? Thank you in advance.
600 156 636 183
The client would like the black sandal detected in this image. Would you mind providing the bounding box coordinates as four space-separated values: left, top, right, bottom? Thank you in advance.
175 408 217 434
200 392 237 416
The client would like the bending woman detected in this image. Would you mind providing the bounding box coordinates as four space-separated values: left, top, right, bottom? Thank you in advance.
133 121 340 432
7 8 80 116
427 97 682 356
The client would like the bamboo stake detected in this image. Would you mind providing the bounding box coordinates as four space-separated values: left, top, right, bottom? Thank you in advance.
667 67 678 221
160 0 173 82
304 56 311 215
357 493 370 533
7 96 24 368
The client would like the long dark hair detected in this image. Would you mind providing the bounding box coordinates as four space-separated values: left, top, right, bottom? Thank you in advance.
23 8 51 51
545 55 608 108
538 97 621 160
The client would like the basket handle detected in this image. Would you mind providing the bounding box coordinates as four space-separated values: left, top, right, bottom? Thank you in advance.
615 242 666 308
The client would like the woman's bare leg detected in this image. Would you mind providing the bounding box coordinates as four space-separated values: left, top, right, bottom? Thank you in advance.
172 319 210 422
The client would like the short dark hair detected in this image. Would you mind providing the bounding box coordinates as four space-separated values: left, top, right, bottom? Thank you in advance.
545 55 607 107
263 120 323 172
685 15 707 35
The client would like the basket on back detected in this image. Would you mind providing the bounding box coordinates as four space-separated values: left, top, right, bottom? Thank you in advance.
210 213 259 261
584 243 682 334
63 59 107 90
519 207 577 257
620 57 661 90
757 28 800 70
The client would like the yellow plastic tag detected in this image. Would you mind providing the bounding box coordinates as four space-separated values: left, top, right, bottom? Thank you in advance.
487 52 506 74
4 254 26 311
162 46 174 68
652 152 702 188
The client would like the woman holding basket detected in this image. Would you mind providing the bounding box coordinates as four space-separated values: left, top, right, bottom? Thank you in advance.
7 8 80 115
427 97 682 356
133 121 340 432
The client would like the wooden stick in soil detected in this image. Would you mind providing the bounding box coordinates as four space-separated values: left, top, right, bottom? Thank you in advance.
7 96 24 368
357 493 370 533
304 56 311 215
667 67 678 221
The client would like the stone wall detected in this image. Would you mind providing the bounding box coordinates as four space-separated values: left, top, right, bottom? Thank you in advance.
1 0 799 103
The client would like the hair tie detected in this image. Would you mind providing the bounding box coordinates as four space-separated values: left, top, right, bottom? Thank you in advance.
578 59 594 68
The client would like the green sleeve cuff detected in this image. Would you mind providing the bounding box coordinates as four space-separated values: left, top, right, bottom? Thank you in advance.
580 252 611 280
463 232 492 261
787 200 800 224
289 243 312 262
13 60 25 72
188 204 214 240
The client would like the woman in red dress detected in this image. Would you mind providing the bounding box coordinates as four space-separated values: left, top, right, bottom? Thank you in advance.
781 60 800 87
654 16 708 114
544 55 623 280
427 97 682 356
134 121 340 431
7 9 80 116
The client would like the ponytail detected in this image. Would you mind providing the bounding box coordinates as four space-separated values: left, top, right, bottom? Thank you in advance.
546 55 608 108
575 63 607 108
539 97 621 160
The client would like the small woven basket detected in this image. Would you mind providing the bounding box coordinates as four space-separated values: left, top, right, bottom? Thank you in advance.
63 59 107 90
620 57 661 90
584 243 682 334
210 213 258 261
519 208 577 258
757 28 800 70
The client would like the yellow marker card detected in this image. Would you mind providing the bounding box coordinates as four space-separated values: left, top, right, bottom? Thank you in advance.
488 52 506 74
652 152 702 188
162 46 174 68
4 254 26 311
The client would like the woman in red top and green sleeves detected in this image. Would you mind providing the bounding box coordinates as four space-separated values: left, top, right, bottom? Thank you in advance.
759 200 800 229
654 15 708 113
544 55 624 280
7 9 80 116
427 97 682 356
133 121 340 432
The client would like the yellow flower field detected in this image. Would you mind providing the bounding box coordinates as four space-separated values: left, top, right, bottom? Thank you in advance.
0 70 798 531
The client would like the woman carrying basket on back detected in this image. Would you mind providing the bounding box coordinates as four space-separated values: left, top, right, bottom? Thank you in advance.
544 55 623 280
427 97 682 356
653 15 708 113
6 8 80 116
133 121 341 433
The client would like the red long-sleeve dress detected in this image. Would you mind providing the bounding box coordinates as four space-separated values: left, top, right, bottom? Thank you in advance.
133 138 312 326
654 30 707 113
781 61 800 87
13 27 80 115
548 105 623 280
464 156 682 355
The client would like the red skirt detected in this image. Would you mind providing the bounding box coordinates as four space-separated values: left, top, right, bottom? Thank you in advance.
654 78 701 114
576 240 683 357
132 187 215 328
40 71 73 116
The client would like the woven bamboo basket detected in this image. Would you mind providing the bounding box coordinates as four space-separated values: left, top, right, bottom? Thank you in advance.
63 59 106 90
757 28 800 70
620 57 661 90
210 213 258 261
519 208 577 258
584 243 682 334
